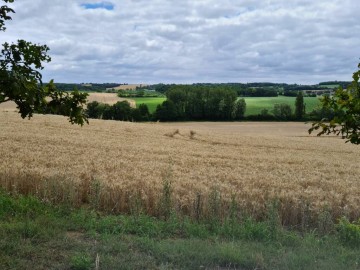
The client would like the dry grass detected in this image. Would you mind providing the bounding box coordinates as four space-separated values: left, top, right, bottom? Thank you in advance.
1 111 359 225
111 84 148 91
85 93 135 107
0 101 17 112
0 93 136 112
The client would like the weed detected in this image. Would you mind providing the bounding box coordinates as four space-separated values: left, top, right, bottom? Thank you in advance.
317 207 334 235
242 218 270 241
1 192 360 270
337 217 360 247
128 192 144 217
158 169 173 220
160 180 172 220
89 179 102 210
300 200 312 233
193 192 203 222
266 199 281 239
95 253 100 270
70 253 92 270
229 194 240 222
207 187 222 232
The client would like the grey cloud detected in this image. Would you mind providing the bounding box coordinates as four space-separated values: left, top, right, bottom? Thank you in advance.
2 0 359 84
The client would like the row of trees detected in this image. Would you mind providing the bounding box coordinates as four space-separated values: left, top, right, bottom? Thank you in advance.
85 91 324 123
154 86 246 121
152 82 341 97
86 101 150 122
154 83 278 97
87 99 307 122
117 89 163 98
50 83 119 92
154 90 306 122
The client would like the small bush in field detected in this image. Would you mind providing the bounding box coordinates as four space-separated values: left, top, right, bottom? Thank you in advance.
70 253 92 270
337 217 360 247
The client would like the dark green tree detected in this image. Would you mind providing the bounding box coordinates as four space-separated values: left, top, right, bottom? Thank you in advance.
295 91 305 120
112 101 131 121
273 103 292 120
154 100 179 121
86 101 101 118
0 0 88 125
138 103 150 120
232 98 246 120
219 88 237 119
166 87 187 119
101 104 113 120
186 86 205 119
309 63 360 144
308 107 335 121
130 108 142 122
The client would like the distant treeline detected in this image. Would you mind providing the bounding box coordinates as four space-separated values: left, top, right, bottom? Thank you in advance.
148 82 345 97
86 86 246 122
49 81 350 96
47 83 120 92
318 81 352 88
86 101 151 122
150 83 278 97
283 85 325 91
117 90 164 98
86 88 338 123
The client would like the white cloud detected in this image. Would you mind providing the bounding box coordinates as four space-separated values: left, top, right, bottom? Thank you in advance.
2 0 360 84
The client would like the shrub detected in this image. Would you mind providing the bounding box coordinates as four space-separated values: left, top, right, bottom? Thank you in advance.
70 253 92 270
273 103 292 120
337 217 360 247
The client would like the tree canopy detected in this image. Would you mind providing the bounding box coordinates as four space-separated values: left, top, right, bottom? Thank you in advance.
295 91 305 120
309 63 360 144
0 0 88 125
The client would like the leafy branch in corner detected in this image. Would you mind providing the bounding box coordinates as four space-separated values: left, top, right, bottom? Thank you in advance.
0 0 88 125
309 63 360 144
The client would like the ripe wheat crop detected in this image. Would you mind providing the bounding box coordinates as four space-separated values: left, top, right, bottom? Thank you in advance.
0 111 359 226
0 92 136 112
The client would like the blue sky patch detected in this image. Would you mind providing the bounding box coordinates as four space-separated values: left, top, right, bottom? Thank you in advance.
81 2 114 10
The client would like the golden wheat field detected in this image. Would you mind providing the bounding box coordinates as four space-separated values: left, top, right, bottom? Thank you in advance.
111 84 148 91
0 93 136 112
0 111 359 225
85 93 135 107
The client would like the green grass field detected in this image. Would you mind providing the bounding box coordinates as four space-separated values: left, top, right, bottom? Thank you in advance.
133 96 321 116
320 84 340 89
1 191 360 269
132 97 166 113
244 96 321 116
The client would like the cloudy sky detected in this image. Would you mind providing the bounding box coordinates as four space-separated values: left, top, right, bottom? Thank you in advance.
2 0 360 84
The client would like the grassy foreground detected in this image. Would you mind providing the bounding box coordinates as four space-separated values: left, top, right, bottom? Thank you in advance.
1 191 359 270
